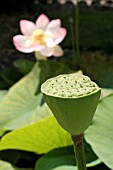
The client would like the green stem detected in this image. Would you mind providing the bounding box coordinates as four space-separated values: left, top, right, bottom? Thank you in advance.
34 51 47 60
71 134 87 170
75 0 80 67
70 17 77 68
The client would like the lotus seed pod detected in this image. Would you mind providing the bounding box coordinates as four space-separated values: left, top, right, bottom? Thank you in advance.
41 73 101 135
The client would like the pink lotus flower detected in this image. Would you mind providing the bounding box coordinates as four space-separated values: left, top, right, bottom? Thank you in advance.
13 14 66 57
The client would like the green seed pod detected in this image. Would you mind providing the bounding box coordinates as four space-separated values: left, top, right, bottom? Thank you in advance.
41 73 101 135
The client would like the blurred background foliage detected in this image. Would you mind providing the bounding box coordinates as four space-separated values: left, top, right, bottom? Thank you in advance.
1 1 113 90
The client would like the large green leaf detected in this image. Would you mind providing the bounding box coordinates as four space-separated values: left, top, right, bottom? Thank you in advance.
35 141 100 170
0 62 42 130
0 116 72 154
0 90 7 136
13 59 34 75
0 145 39 165
0 160 15 170
0 67 22 86
16 168 32 170
0 129 5 137
0 160 32 170
35 146 75 170
52 165 76 170
0 90 7 102
0 60 70 130
85 94 113 169
101 88 113 99
52 164 109 170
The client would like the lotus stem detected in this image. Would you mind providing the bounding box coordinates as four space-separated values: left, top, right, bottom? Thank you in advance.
70 17 76 68
71 134 87 170
34 51 47 60
75 0 80 68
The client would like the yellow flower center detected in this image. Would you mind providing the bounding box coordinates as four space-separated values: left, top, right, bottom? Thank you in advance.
32 29 46 45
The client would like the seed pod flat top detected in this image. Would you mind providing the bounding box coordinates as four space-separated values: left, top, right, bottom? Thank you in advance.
41 73 100 98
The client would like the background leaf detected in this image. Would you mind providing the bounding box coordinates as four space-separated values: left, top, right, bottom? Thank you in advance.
35 142 100 170
0 160 32 170
0 160 15 170
85 94 113 169
0 90 7 101
0 62 42 130
52 165 76 170
100 88 113 99
13 59 34 75
0 116 72 154
16 168 32 170
0 90 7 136
0 67 22 86
35 146 75 170
0 60 71 130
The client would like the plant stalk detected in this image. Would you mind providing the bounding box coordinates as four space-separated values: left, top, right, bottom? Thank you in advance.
75 0 80 67
34 51 47 60
71 134 87 170
70 17 77 69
